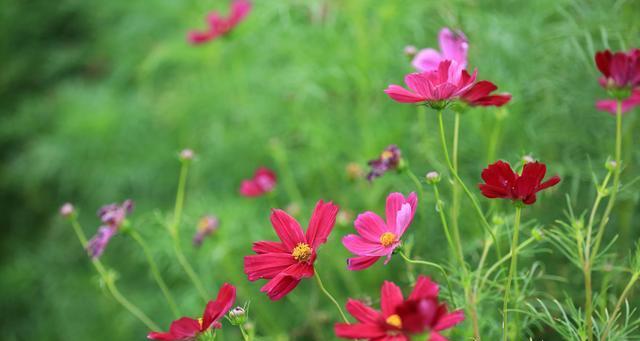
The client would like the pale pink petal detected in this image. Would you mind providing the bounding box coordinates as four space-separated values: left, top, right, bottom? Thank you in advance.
395 203 413 236
412 48 443 72
439 28 468 68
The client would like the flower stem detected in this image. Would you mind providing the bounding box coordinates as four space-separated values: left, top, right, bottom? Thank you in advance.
238 324 251 341
171 160 208 302
600 272 639 341
405 168 424 200
502 206 522 341
398 251 456 307
128 229 181 318
431 182 465 271
314 269 348 323
68 218 160 330
436 111 501 258
450 112 463 266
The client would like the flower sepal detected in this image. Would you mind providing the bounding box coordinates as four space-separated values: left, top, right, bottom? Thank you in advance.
195 329 216 341
607 87 632 101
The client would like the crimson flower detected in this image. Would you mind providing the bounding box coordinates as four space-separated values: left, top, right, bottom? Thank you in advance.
240 167 277 197
384 60 477 107
367 145 402 181
478 160 561 205
412 27 469 72
334 276 464 341
595 49 640 114
147 283 236 340
343 192 417 271
187 0 252 45
86 199 133 259
460 80 511 107
244 200 339 300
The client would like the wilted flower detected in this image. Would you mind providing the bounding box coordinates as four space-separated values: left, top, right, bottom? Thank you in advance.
412 28 468 72
60 203 75 218
148 283 236 340
367 145 401 181
188 0 252 45
244 200 338 300
193 215 220 247
478 160 561 205
343 192 417 271
334 276 464 340
86 200 133 259
240 167 277 197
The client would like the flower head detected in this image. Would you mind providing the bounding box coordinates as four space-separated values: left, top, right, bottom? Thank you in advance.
193 215 220 247
244 200 339 300
385 60 477 108
187 0 252 45
595 48 640 114
86 200 133 259
148 283 236 340
343 192 417 271
334 276 464 340
478 160 561 205
367 145 402 181
412 28 469 72
240 167 277 197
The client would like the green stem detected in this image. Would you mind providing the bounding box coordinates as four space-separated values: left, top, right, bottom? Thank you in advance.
432 183 465 271
502 206 522 341
69 218 160 330
171 160 208 302
450 112 463 266
314 269 348 323
405 168 425 200
398 251 456 307
128 229 181 318
238 324 250 341
436 111 501 258
600 273 640 341
478 236 536 291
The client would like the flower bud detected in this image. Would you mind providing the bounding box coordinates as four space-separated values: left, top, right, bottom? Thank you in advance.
522 155 535 164
605 160 618 171
179 149 194 161
425 171 441 184
404 45 417 58
60 203 75 218
228 306 247 326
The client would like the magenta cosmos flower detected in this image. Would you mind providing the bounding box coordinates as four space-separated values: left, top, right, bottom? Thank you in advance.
148 283 236 340
187 0 252 45
595 49 640 114
244 200 339 300
412 28 468 72
343 192 417 271
334 276 464 341
240 167 277 197
86 199 133 259
385 60 477 108
479 160 561 205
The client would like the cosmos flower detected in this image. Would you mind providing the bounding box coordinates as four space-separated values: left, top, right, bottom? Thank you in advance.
412 28 469 72
240 167 277 197
343 192 417 271
86 199 133 259
367 145 402 181
334 276 464 340
595 49 640 114
384 60 477 107
459 80 512 107
193 215 220 247
244 200 339 300
147 283 236 340
187 0 252 45
478 160 561 205
596 89 640 114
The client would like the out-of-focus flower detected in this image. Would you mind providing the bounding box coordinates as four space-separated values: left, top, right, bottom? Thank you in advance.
193 215 220 247
596 89 640 114
285 202 301 217
404 45 418 58
412 28 468 72
479 160 561 205
595 49 640 114
459 80 512 107
60 203 75 218
148 283 236 340
343 192 417 271
367 145 402 181
346 162 364 181
180 149 194 161
384 60 477 108
188 0 252 45
244 200 338 300
334 276 464 340
337 210 354 227
240 167 277 197
87 200 133 259
425 171 441 184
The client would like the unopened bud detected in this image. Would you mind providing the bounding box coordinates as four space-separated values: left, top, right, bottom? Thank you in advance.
179 149 194 161
605 160 618 171
522 155 535 164
425 171 441 184
228 306 247 325
60 203 75 218
404 45 417 58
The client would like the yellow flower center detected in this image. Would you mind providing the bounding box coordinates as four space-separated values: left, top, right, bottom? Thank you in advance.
386 314 402 328
292 243 313 262
381 150 394 160
379 232 396 247
198 317 203 328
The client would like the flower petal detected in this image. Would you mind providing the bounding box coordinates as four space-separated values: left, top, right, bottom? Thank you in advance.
334 322 387 339
409 276 440 300
270 209 305 249
260 273 301 301
381 280 404 317
244 253 296 281
343 234 389 257
305 200 339 248
345 299 382 324
384 85 426 103
347 256 380 271
252 241 288 254
412 48 443 72
433 309 465 331
202 283 236 330
354 211 389 242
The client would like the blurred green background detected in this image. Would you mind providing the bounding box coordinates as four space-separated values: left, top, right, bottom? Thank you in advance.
2 0 639 339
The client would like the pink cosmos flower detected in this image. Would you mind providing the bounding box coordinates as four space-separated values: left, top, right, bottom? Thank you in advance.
460 80 512 107
86 199 133 259
147 283 236 340
187 0 252 45
385 60 477 107
240 167 277 197
412 28 469 72
596 88 640 114
244 200 339 300
343 192 417 271
334 276 464 340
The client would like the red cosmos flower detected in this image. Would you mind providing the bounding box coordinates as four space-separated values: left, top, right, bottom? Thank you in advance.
596 89 640 114
244 200 339 300
187 0 252 45
147 283 236 340
460 80 512 107
478 160 561 205
240 167 277 197
384 60 477 107
595 49 640 90
334 276 464 341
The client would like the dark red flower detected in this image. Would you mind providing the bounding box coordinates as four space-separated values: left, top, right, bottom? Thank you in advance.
460 80 511 107
147 283 236 340
240 167 277 197
595 49 640 90
478 160 560 205
334 276 464 340
367 145 402 181
244 200 339 300
187 0 252 45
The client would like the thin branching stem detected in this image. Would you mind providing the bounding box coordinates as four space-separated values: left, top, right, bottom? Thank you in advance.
600 272 639 340
450 112 463 264
405 168 424 200
314 269 348 323
398 251 456 307
503 205 522 341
